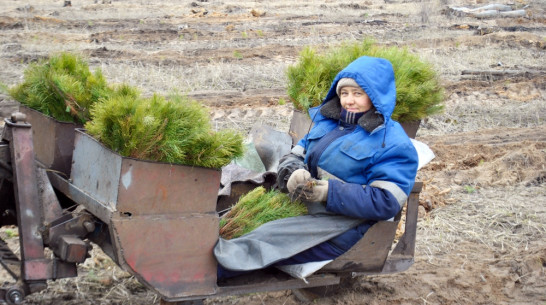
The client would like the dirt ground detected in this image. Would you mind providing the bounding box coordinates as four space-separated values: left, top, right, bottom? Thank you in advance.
0 0 545 304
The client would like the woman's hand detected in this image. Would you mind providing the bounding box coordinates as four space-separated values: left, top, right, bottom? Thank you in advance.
292 179 329 203
287 169 311 193
287 169 329 203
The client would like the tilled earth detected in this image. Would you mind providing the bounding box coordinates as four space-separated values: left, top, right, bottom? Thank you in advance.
0 0 545 304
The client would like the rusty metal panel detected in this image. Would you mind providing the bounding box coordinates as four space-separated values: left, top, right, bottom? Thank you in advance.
169 272 340 302
36 168 64 223
71 130 223 299
71 130 221 215
389 182 423 258
400 120 420 139
23 259 78 280
380 256 414 275
111 214 219 298
0 142 10 164
6 120 46 263
19 106 80 176
23 260 51 281
57 236 88 263
71 129 122 209
116 159 220 216
323 220 399 273
357 182 423 275
48 171 113 223
325 182 423 274
288 110 313 146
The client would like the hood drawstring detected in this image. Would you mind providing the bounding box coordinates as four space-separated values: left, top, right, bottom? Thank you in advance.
381 118 388 148
303 107 322 155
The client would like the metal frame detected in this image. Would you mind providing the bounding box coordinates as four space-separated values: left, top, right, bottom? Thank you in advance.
0 111 424 304
0 114 79 304
160 183 423 303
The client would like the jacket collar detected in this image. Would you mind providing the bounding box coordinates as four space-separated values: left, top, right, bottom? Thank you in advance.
320 96 384 133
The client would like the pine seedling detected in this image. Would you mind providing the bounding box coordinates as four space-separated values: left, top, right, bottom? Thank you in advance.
9 52 111 123
286 39 444 122
184 129 246 168
85 91 244 168
219 187 308 240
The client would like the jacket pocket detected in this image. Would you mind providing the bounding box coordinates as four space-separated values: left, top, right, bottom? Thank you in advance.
339 140 377 161
305 124 331 141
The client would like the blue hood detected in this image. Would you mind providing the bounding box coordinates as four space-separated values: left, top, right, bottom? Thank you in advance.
323 56 396 120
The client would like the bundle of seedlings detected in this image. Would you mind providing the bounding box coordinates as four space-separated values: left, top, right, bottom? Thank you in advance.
85 91 244 168
286 39 444 123
9 52 111 124
219 187 307 240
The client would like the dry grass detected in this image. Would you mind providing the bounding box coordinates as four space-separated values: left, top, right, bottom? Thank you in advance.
420 45 546 81
418 97 544 136
21 244 160 305
97 60 289 96
210 104 293 133
1 0 543 100
416 185 546 258
1 225 159 303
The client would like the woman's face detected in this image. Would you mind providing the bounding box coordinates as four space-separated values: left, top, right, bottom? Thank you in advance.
339 86 372 113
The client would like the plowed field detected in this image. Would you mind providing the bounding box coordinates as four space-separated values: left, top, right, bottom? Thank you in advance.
0 0 544 304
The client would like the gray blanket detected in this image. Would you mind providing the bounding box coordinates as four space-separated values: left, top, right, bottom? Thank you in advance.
214 212 363 271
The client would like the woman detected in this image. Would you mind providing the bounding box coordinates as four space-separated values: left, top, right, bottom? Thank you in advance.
275 55 419 265
216 56 418 278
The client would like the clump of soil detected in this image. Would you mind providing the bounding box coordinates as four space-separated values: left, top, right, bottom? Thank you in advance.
418 126 546 192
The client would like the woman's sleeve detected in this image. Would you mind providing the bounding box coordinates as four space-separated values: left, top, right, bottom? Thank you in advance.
325 142 418 220
276 145 306 192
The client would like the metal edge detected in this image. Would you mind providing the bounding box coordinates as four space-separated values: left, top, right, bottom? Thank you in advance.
19 105 80 126
165 274 341 302
47 171 113 223
73 128 222 172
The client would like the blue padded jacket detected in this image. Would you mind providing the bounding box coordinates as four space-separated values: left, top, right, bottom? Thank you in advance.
294 56 419 253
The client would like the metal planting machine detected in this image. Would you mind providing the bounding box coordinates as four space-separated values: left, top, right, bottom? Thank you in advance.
0 108 422 304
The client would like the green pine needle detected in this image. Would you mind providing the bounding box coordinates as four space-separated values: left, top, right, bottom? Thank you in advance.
8 52 111 124
85 90 244 168
219 187 308 240
286 38 445 122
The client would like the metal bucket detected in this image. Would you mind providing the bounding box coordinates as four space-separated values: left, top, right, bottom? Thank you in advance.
19 106 80 176
70 129 221 298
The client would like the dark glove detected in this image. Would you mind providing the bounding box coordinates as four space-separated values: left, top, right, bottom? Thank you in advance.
276 153 305 193
290 178 329 203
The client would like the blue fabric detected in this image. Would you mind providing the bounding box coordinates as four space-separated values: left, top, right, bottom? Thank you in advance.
306 122 355 178
327 180 402 220
217 265 250 279
294 56 419 260
274 240 344 266
340 108 366 125
323 56 397 120
326 222 374 254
